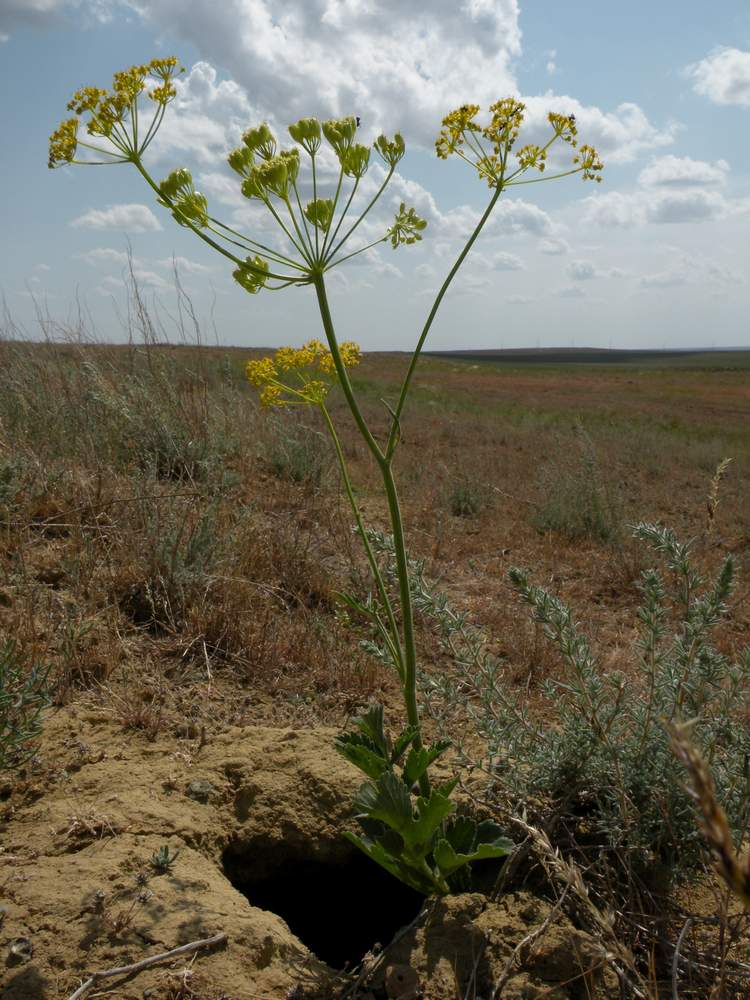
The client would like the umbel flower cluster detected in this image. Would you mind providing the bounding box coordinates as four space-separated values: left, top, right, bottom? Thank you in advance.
435 98 603 187
245 339 361 408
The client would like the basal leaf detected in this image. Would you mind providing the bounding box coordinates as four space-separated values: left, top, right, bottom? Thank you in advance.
354 703 389 758
390 725 418 766
343 831 442 896
334 732 389 779
434 833 514 876
407 790 455 852
403 739 451 787
364 771 414 834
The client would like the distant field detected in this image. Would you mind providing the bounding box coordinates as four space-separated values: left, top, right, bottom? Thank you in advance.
425 347 750 368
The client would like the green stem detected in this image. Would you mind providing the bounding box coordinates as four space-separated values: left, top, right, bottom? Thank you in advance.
385 183 503 460
319 403 405 679
326 236 388 270
311 152 320 257
321 164 346 258
312 274 384 463
312 274 429 796
325 167 393 264
132 159 296 282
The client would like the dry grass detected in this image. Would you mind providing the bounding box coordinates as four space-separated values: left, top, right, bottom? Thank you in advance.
1 285 750 995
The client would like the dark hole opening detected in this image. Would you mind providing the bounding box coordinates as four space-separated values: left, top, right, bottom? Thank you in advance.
222 840 424 969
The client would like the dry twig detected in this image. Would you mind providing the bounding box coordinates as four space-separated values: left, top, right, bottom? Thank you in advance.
66 932 227 1000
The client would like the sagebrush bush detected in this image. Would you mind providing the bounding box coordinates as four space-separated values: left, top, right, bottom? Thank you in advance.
258 412 331 485
534 427 624 545
0 641 48 770
445 472 490 518
372 524 750 885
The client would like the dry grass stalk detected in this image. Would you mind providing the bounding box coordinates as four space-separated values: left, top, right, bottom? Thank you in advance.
706 457 732 535
671 722 750 911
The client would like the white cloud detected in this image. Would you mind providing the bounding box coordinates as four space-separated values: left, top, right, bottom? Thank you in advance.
0 0 122 33
520 95 677 165
70 204 162 233
147 61 260 166
0 32 9 41
647 188 728 224
554 285 586 298
77 247 131 266
583 182 733 228
546 50 557 75
124 0 521 149
640 271 688 289
567 259 596 280
506 293 532 304
688 48 750 107
156 255 212 274
475 250 524 271
639 155 729 188
538 237 569 255
567 258 626 280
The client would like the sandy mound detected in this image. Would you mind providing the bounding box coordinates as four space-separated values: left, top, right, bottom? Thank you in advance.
1 709 616 998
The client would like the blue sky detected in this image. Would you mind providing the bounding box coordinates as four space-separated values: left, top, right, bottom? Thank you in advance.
1 1 749 350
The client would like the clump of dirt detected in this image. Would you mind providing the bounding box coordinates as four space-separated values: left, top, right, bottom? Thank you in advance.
380 892 618 999
0 708 616 999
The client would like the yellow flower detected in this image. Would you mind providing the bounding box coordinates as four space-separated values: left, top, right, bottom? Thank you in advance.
574 144 604 182
259 385 284 407
303 380 330 404
339 342 361 368
245 357 276 386
516 144 547 172
547 112 578 145
67 87 107 115
483 98 525 151
274 346 299 372
435 104 481 159
48 118 79 168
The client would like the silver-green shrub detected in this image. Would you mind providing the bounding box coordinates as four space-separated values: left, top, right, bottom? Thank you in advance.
0 642 49 771
368 524 750 882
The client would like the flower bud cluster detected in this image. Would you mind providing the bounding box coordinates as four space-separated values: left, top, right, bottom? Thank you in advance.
388 203 427 248
232 255 270 295
373 133 406 167
574 144 604 182
288 117 322 155
158 168 209 227
230 124 301 203
245 339 361 407
304 199 334 230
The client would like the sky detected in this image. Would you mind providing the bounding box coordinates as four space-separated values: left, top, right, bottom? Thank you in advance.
1 0 749 351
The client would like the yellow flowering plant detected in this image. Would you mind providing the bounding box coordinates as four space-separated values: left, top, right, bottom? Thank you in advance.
51 63 604 895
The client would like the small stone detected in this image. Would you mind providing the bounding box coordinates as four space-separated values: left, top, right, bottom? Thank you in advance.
8 937 33 964
186 779 215 803
385 963 420 1000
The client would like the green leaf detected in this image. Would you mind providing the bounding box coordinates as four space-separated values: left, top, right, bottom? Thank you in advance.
363 771 414 834
433 834 514 877
334 732 389 780
408 790 455 853
354 704 389 758
390 726 418 766
443 815 477 855
403 739 451 787
343 831 444 896
335 589 377 621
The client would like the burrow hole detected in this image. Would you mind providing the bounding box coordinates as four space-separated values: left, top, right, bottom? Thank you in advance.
222 837 424 969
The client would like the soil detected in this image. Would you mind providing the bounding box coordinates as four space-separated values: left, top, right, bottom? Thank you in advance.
1 708 614 1000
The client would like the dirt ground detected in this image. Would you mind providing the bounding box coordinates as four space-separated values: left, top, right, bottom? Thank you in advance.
1 345 749 998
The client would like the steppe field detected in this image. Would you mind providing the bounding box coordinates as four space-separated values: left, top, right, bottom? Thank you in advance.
1 330 749 998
